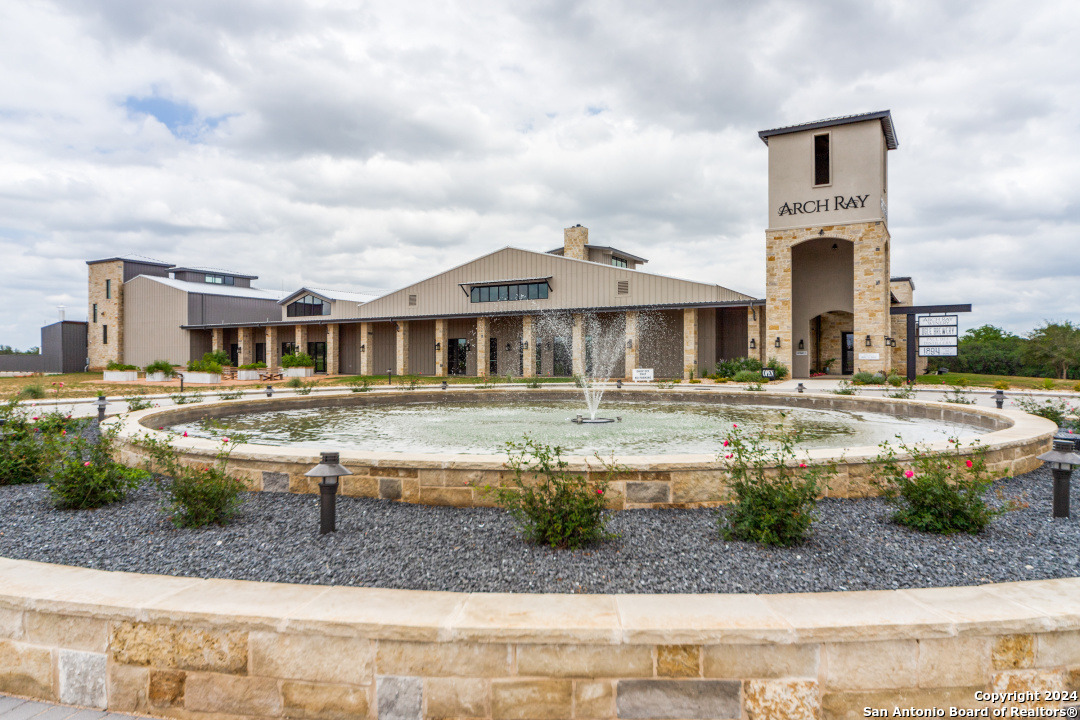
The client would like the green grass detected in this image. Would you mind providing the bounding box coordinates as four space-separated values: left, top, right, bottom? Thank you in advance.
915 372 1080 392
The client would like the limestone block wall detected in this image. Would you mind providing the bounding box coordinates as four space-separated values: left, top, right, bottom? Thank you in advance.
1 558 1079 720
819 311 852 374
87 261 125 370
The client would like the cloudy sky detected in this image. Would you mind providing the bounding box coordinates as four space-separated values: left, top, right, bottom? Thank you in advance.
2 0 1078 350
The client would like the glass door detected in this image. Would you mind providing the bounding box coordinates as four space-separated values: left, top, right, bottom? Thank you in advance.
448 338 468 375
307 341 327 374
841 332 854 375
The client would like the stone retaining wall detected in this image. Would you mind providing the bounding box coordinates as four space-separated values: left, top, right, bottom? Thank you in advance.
111 389 1056 509
1 558 1079 719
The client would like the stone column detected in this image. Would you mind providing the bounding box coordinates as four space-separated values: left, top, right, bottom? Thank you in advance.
521 315 536 378
295 324 308 357
571 313 585 377
359 322 372 376
624 310 639 379
265 326 280 370
476 317 489 377
764 231 792 374
853 223 892 375
683 308 698 379
326 324 340 375
238 328 254 366
434 319 447 377
396 321 410 375
211 328 224 354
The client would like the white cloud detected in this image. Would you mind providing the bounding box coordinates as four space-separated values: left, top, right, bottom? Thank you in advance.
1 0 1078 349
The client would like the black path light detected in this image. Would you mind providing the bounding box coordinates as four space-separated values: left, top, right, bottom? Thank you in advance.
266 384 274 397
97 395 107 422
305 451 353 534
994 389 1005 409
796 382 805 393
1037 439 1080 518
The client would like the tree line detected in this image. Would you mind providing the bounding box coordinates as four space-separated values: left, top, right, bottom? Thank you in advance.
933 321 1080 379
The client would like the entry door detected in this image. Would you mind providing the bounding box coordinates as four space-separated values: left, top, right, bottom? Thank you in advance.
229 344 239 367
255 343 265 363
489 337 498 375
841 332 854 375
447 338 468 375
307 341 327 374
553 337 572 377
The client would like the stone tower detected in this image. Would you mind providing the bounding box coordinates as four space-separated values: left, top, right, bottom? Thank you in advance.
87 259 125 370
758 111 898 378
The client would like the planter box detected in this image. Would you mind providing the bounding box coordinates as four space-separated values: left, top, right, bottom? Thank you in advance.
182 372 221 384
146 372 172 382
283 367 314 377
237 370 262 381
103 371 138 382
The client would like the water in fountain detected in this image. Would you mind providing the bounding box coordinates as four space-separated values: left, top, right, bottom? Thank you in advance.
532 310 629 420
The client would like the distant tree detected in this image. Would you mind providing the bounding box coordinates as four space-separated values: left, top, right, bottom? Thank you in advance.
1026 321 1080 379
950 325 1026 376
0 345 39 355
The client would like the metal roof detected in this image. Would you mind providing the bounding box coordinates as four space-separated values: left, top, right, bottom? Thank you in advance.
758 110 898 150
277 287 381 306
170 265 259 280
139 275 287 300
86 254 173 267
546 245 649 264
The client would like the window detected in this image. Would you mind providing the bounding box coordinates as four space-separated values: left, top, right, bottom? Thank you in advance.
92 304 97 323
205 274 224 284
814 133 830 186
105 279 111 299
102 325 108 344
612 257 627 268
469 282 549 303
286 294 330 317
281 342 296 357
489 337 498 375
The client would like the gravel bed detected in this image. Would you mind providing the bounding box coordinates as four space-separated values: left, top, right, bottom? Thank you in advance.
1 427 1077 593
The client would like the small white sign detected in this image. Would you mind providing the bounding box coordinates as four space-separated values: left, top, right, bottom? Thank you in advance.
795 350 808 356
919 336 958 347
632 368 654 382
920 315 958 327
919 347 958 357
858 352 880 360
919 326 958 337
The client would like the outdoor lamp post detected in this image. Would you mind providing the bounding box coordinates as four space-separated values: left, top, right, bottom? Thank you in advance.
797 382 805 393
994 389 1005 409
441 380 448 390
97 395 107 422
1036 439 1080 518
305 451 353 534
266 384 273 397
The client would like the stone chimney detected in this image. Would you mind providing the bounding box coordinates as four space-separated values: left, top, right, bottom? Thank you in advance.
563 225 589 261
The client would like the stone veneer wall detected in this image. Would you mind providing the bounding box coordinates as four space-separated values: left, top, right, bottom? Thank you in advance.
87 260 125 370
113 389 1055 510
1 557 1079 719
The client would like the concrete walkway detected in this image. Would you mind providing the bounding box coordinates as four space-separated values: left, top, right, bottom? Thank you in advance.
0 696 152 719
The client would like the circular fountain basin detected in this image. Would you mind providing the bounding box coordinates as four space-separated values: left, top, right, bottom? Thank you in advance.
112 387 1056 510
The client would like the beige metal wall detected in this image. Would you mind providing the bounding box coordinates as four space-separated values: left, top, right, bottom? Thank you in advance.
408 320 436 376
339 323 363 375
371 322 396 376
696 308 717 374
637 310 683 378
767 119 888 231
357 247 753 321
122 276 191 368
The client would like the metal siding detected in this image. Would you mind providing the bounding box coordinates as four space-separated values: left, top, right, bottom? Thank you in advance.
124 276 192 367
371 322 396 376
697 308 717 373
637 309 683 378
62 321 88 373
340 323 362 375
197 295 281 325
123 261 171 282
718 307 749 360
408 320 436 375
356 247 754 321
0 355 45 372
190 330 212 360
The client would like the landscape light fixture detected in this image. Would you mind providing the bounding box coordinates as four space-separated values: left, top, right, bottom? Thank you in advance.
616 379 622 388
266 384 273 397
774 337 781 348
441 381 447 390
865 335 872 347
749 338 756 350
797 382 805 393
995 389 1005 409
1036 439 1080 518
304 451 353 534
97 395 107 422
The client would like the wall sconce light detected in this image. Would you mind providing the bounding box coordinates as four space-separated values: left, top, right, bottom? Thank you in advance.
435 342 441 351
749 338 756 350
774 337 781 348
523 341 529 350
865 335 872 347
798 339 805 351
360 344 365 352
626 339 633 350
505 342 512 352
885 336 895 347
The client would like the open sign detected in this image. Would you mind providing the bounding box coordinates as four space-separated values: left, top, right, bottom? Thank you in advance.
761 368 776 379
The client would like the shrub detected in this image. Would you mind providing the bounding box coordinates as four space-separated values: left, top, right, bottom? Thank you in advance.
187 357 223 373
286 377 304 388
348 377 373 393
689 378 701 384
851 371 885 386
402 374 422 390
170 391 203 405
1042 378 1055 391
886 373 905 387
485 436 617 549
125 396 153 411
238 362 267 370
48 426 146 509
0 402 50 485
106 361 138 371
832 380 858 395
886 384 916 400
716 357 762 378
765 357 789 381
281 352 315 368
733 369 760 384
718 424 835 546
993 380 1011 390
1014 395 1075 427
18 383 46 399
218 389 244 400
943 387 974 405
821 357 837 374
204 350 230 366
145 360 176 376
872 438 1007 534
138 433 247 528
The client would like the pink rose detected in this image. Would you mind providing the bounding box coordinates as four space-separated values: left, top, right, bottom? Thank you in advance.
965 459 973 468
799 463 806 468
83 461 91 467
725 453 733 459
723 440 730 447
596 489 603 495
61 430 66 436
32 417 38 421
904 470 914 478
222 437 230 443
732 423 738 428
182 431 188 437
